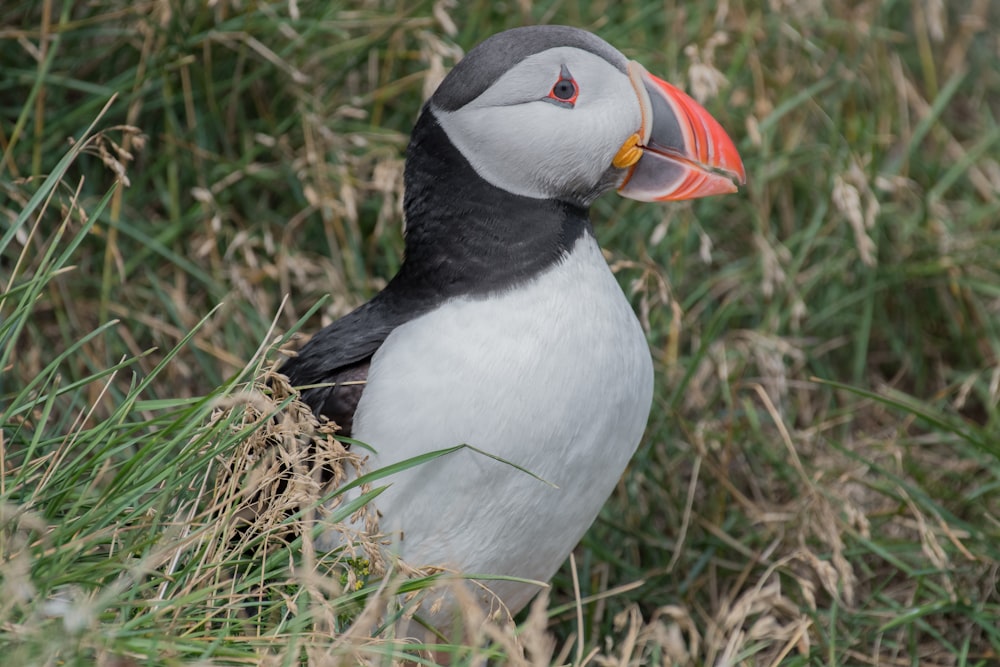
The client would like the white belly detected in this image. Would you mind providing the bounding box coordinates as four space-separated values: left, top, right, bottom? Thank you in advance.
350 234 653 613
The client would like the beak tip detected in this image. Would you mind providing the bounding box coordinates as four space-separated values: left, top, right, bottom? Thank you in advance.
720 161 746 189
717 138 747 187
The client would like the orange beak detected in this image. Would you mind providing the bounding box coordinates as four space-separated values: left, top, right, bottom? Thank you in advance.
617 61 746 202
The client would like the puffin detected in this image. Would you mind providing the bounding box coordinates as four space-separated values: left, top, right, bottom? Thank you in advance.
280 25 744 622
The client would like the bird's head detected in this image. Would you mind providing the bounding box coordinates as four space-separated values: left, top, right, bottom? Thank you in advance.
428 25 746 207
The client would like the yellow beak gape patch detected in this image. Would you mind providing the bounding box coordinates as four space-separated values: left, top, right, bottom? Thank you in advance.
612 133 642 169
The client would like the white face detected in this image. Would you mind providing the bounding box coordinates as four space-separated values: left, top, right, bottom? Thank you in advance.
432 46 641 203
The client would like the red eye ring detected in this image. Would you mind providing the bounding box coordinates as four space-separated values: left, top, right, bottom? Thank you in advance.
546 65 578 107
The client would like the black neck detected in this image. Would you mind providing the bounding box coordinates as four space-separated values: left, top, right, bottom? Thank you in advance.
386 107 591 303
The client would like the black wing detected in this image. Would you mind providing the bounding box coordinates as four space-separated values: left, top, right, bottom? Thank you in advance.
280 292 423 436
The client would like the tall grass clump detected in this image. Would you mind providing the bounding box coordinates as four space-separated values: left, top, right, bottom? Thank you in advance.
2 0 1000 665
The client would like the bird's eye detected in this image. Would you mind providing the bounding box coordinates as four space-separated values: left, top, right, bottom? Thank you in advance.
552 79 576 100
546 66 578 107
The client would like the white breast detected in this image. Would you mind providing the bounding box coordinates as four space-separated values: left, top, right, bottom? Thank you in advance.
349 234 653 613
